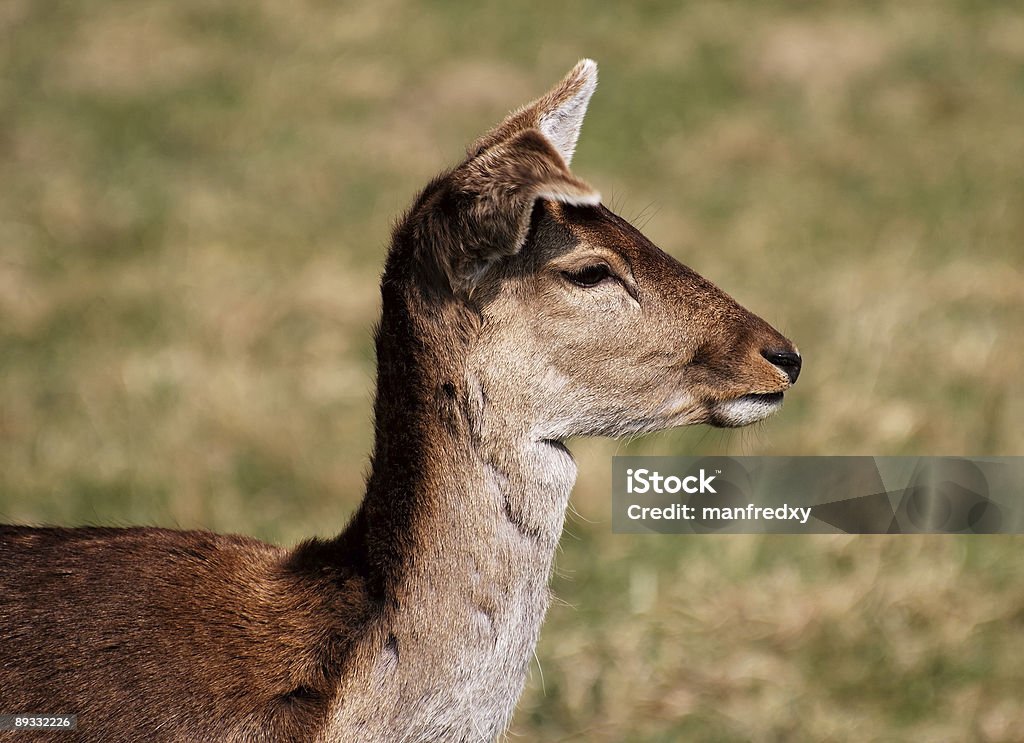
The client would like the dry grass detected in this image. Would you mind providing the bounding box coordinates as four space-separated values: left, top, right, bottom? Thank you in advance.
2 2 1023 740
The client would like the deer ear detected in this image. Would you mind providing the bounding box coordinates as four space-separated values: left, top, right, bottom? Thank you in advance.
414 61 601 295
421 127 600 295
469 59 598 167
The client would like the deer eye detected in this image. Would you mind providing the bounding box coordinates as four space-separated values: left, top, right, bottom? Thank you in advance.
562 264 613 288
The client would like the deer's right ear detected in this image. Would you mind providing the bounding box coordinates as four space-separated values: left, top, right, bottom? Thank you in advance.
419 128 600 295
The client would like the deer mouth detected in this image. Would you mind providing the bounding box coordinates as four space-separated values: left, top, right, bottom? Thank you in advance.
709 391 785 428
745 391 784 405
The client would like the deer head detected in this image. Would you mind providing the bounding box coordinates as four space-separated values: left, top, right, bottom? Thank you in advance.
392 59 800 451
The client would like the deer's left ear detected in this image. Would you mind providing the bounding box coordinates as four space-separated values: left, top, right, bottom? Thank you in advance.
469 59 598 167
412 61 601 296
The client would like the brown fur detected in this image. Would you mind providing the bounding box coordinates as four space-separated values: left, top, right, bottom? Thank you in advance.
0 60 799 742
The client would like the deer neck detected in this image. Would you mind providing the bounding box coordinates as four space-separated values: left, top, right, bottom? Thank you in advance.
333 279 575 735
360 279 577 593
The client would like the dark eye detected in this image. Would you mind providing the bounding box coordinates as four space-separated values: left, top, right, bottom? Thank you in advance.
562 264 613 287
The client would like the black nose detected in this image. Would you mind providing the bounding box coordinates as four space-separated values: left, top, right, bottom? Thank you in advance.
762 349 802 385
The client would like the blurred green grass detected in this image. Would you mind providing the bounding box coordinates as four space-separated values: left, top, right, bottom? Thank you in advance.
2 2 1024 740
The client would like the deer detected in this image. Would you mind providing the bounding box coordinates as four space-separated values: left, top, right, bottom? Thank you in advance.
0 60 801 742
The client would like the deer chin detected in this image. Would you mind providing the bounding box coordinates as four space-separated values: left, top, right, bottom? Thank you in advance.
709 392 785 428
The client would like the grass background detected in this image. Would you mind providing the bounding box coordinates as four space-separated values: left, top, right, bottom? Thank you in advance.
2 1 1024 740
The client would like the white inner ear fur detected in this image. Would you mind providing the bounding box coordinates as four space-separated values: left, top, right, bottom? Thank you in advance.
536 188 602 207
538 59 597 166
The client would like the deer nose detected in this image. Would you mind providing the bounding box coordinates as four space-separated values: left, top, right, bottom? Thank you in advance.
761 349 802 385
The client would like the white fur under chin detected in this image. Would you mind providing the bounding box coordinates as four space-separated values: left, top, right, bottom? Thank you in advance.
713 396 783 427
